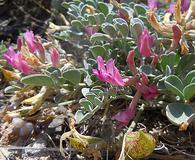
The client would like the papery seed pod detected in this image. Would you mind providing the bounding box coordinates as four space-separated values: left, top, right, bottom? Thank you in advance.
125 130 156 159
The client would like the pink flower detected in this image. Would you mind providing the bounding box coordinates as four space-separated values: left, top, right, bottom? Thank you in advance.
136 82 158 100
136 73 158 100
112 104 136 128
4 47 16 65
143 85 159 100
93 56 124 86
147 0 161 10
126 50 137 76
141 72 149 85
4 47 32 74
34 36 45 61
167 3 175 13
169 25 182 51
181 0 190 13
138 28 154 57
17 37 22 51
50 48 60 68
24 31 45 56
112 91 142 127
24 30 37 53
84 26 97 36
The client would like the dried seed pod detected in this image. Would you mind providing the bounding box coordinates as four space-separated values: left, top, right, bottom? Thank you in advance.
125 130 156 159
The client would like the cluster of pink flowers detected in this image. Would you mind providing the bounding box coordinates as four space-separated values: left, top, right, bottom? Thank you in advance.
148 0 190 13
93 28 159 127
4 31 60 74
4 47 33 74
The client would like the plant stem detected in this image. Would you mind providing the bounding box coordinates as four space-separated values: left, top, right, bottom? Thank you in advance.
127 105 144 132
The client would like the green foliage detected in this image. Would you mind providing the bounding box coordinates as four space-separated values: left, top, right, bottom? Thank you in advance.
21 74 55 86
75 87 104 124
164 75 184 99
166 103 195 126
63 69 81 85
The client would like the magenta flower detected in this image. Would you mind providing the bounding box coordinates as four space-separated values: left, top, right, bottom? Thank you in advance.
138 28 154 57
17 37 22 51
147 0 161 10
84 26 97 36
34 36 45 61
24 31 45 56
112 103 136 128
93 56 124 86
136 82 158 100
126 50 137 76
4 47 16 65
4 47 32 74
167 2 175 14
24 30 37 53
50 48 60 68
181 0 190 12
143 85 159 100
112 91 142 127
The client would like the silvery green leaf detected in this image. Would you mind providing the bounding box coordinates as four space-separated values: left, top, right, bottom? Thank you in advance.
106 13 117 23
101 22 117 37
90 33 111 43
90 45 107 58
79 98 93 111
21 74 55 86
166 103 195 126
164 75 184 99
87 15 96 25
134 4 147 16
130 18 144 40
63 69 81 85
81 88 90 97
113 18 129 37
98 2 109 16
71 20 83 29
94 13 106 25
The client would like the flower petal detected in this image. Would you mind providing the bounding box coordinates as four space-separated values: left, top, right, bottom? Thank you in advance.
51 48 60 68
24 30 36 53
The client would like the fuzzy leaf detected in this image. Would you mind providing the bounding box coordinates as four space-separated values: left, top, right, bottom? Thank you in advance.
160 52 177 71
71 20 83 29
101 23 117 37
90 45 106 59
130 18 144 40
94 13 105 25
63 69 81 85
164 75 184 99
184 70 195 85
183 83 195 100
98 2 109 16
79 98 93 111
21 74 55 86
90 33 111 43
113 18 129 37
134 4 147 16
176 54 195 78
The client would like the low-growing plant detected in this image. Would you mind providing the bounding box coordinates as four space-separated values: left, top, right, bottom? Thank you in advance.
1 0 195 159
